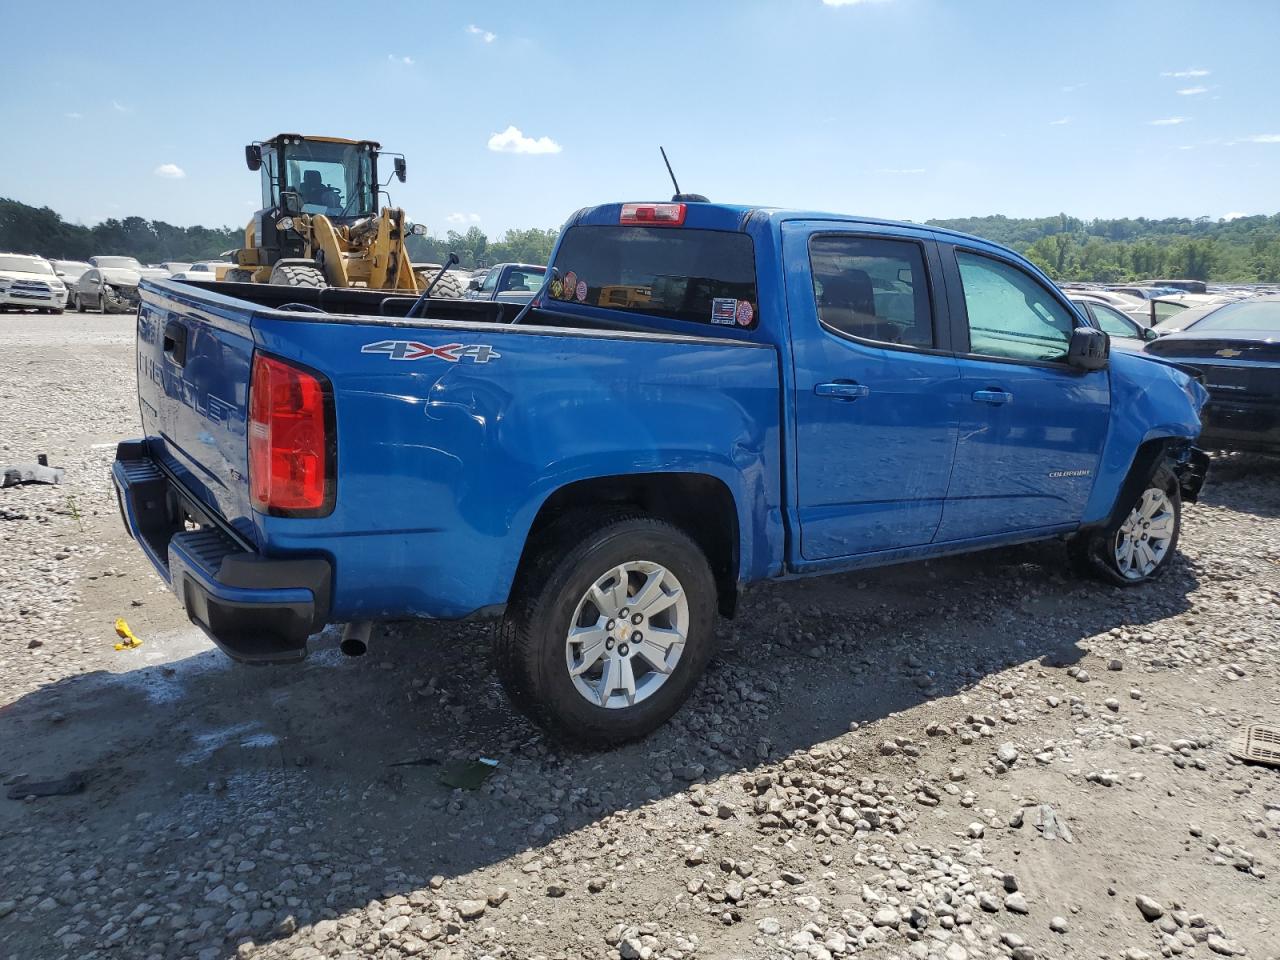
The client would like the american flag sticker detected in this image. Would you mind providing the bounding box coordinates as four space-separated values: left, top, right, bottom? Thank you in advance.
711 298 738 324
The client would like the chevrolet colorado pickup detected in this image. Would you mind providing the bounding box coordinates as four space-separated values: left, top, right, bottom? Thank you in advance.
114 200 1210 745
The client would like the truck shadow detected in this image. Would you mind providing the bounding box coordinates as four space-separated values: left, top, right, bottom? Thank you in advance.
0 530 1209 958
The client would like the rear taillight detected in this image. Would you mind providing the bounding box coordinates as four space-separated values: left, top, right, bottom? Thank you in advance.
248 353 334 516
619 202 686 226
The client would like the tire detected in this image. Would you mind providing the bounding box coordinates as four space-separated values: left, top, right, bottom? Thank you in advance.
1070 464 1181 586
224 268 255 283
269 263 326 288
74 293 84 313
416 269 464 300
496 511 718 747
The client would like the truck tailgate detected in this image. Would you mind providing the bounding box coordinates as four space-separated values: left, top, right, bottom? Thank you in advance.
136 281 257 544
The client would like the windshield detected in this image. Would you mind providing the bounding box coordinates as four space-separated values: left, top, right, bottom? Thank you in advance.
0 256 52 274
1189 299 1280 333
276 139 376 218
95 257 142 270
499 266 546 293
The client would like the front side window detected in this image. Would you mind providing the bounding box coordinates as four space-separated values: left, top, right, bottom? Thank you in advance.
1152 300 1188 324
549 225 758 328
956 251 1076 363
1088 302 1140 338
809 235 933 347
479 269 499 293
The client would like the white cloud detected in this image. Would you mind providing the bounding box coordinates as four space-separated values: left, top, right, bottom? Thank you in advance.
387 54 414 65
487 125 562 155
466 24 496 42
874 167 926 175
1177 86 1208 96
1148 117 1188 126
1241 134 1280 143
65 111 82 120
1061 83 1086 93
1161 68 1210 78
153 163 186 179
446 212 481 224
111 99 132 113
823 0 893 5
1222 212 1246 221
1049 117 1071 126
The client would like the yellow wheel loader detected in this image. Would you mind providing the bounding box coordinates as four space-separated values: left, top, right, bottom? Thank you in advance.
229 134 462 298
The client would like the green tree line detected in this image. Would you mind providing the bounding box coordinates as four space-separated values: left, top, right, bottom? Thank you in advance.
7 195 1279 282
1 196 559 271
929 213 1280 283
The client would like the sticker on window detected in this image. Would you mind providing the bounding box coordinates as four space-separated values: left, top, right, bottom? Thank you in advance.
563 271 577 299
549 278 564 299
575 280 588 303
736 300 754 327
711 298 738 325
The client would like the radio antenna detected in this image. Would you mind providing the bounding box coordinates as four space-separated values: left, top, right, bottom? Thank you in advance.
660 146 682 197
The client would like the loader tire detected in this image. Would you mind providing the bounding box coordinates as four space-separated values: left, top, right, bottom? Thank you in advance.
224 268 255 283
416 270 464 300
269 264 326 288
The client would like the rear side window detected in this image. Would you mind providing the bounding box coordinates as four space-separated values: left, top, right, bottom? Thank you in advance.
809 235 934 347
956 251 1076 363
548 225 758 328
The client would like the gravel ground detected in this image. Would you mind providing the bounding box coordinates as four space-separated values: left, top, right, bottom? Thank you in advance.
1 311 1278 960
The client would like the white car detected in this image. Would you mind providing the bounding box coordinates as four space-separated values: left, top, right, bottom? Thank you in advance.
159 261 193 275
74 259 145 313
170 261 231 281
0 253 68 313
51 260 92 309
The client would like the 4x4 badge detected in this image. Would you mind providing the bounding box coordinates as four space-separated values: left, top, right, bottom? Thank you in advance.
362 340 502 363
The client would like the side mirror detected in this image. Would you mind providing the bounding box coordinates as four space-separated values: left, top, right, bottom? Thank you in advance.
897 267 913 285
1067 327 1109 370
245 144 262 172
467 277 482 291
1142 326 1159 342
394 157 407 183
281 191 302 214
409 222 427 236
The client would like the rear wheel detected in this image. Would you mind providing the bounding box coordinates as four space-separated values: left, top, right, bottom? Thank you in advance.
496 512 718 747
74 293 84 313
269 263 326 288
415 269 464 300
1070 465 1181 586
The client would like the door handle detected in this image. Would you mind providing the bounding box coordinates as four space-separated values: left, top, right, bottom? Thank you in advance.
815 381 870 401
972 389 1013 405
163 319 188 366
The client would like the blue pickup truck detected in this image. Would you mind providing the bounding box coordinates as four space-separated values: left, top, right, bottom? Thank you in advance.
114 200 1209 745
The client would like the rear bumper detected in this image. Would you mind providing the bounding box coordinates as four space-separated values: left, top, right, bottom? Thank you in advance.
112 440 330 663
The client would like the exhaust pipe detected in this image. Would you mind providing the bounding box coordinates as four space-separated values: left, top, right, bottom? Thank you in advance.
340 621 373 657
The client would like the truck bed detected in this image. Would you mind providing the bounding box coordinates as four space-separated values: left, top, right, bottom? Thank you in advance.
124 278 782 653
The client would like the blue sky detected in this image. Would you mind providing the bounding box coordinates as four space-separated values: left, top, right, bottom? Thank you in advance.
2 0 1278 239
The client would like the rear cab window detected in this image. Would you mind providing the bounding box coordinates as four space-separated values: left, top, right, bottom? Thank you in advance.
546 224 759 330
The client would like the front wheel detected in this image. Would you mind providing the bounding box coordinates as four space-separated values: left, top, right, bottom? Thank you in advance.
496 512 718 747
1071 465 1181 586
269 263 326 288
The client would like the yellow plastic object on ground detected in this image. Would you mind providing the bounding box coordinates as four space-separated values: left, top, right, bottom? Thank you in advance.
113 618 142 650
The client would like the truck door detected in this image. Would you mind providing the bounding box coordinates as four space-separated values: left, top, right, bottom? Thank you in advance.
934 244 1110 541
783 222 961 560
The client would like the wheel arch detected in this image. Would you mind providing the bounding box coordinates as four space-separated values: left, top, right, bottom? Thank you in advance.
516 472 743 618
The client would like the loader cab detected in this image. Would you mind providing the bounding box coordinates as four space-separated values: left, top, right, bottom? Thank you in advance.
247 135 383 223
